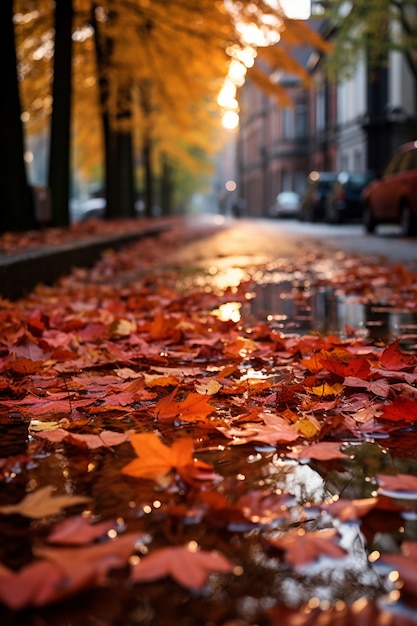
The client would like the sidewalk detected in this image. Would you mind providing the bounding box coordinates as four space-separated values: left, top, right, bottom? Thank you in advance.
0 218 170 300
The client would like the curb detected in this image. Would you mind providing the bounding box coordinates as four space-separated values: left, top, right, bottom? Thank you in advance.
0 224 168 301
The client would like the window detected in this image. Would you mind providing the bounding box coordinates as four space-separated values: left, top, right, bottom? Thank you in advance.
295 104 307 138
282 108 294 139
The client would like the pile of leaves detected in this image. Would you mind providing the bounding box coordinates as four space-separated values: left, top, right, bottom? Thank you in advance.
1 224 417 625
0 216 168 257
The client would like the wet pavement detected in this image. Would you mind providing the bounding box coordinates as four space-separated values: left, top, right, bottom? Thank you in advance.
1 216 417 626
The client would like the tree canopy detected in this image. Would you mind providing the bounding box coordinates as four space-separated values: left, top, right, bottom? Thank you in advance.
314 0 417 88
4 0 330 230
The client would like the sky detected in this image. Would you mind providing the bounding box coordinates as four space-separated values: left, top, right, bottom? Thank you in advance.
280 0 311 19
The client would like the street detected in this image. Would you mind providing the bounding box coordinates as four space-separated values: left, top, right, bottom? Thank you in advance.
170 215 417 267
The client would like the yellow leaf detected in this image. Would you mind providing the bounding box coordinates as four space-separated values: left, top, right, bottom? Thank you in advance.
195 379 222 395
309 382 344 397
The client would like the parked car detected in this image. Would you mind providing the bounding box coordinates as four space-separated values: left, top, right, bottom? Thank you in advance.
362 141 417 236
325 171 376 224
74 197 106 221
299 171 338 222
269 191 301 218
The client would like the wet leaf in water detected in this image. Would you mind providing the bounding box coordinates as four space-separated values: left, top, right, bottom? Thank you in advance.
0 485 90 519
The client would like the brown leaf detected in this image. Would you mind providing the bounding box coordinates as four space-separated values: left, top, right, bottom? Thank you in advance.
0 485 90 519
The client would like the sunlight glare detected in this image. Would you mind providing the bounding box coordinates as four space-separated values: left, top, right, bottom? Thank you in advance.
222 110 239 129
280 0 311 19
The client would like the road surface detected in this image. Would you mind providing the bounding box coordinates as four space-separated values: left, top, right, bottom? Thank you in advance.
169 215 417 268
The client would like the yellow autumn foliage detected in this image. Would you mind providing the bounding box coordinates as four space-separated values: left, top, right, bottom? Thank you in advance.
14 0 328 179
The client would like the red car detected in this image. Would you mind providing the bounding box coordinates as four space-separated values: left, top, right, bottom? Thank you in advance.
362 141 417 236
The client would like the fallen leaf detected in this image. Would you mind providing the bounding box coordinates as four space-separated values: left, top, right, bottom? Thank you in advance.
220 412 299 445
308 382 344 397
287 441 350 462
267 528 347 566
0 531 142 609
318 497 377 522
130 543 234 589
153 389 215 423
377 473 417 494
47 515 117 545
378 397 417 422
0 485 90 519
194 378 222 395
320 350 371 379
35 427 130 450
121 432 219 484
380 339 416 371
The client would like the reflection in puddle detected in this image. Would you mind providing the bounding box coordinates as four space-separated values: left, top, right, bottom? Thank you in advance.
250 281 417 348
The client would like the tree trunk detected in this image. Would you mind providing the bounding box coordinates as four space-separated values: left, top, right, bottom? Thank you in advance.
92 5 117 219
48 0 73 227
116 84 135 218
160 154 173 216
0 0 35 232
93 7 136 220
143 138 153 217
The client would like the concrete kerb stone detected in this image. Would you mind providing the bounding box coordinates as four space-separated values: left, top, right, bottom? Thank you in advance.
0 223 169 301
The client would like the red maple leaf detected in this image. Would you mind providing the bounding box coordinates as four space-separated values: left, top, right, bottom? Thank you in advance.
379 397 417 422
380 339 416 371
130 543 234 589
320 350 371 379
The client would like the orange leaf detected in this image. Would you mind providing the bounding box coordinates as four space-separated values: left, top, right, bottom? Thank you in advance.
153 389 215 423
121 432 217 483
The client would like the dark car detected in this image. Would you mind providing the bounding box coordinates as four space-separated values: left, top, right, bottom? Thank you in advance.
362 141 417 236
299 171 338 222
325 171 375 224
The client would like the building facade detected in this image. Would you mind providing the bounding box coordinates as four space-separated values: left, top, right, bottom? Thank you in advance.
236 20 417 218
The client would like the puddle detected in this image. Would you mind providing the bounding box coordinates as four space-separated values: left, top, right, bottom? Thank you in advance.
250 281 417 347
